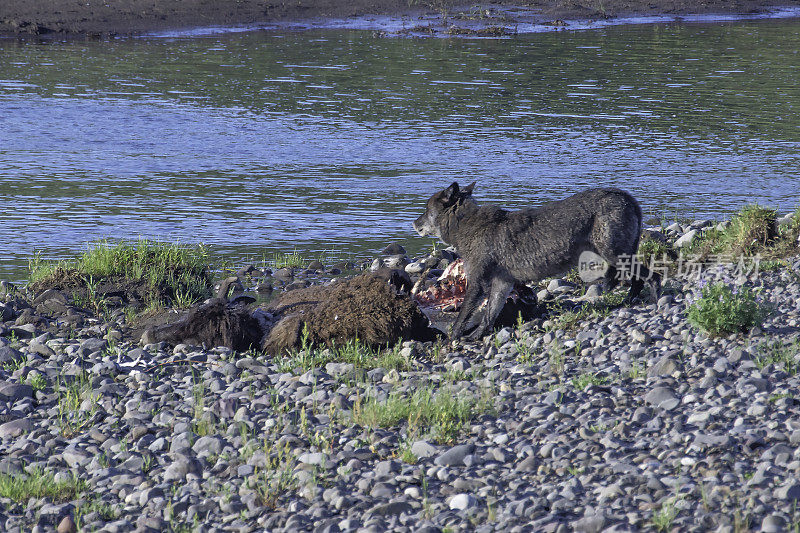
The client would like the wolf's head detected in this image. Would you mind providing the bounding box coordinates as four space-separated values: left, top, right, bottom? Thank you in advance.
413 181 476 241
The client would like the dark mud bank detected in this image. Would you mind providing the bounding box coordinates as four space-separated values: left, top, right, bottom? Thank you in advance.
1 0 799 38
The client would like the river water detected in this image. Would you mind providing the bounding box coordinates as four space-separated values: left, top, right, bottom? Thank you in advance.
1 19 799 281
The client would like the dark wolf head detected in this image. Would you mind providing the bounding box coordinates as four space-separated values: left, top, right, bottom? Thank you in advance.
413 181 476 241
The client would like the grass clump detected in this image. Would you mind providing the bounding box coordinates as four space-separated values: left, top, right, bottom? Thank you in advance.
687 282 765 337
27 372 47 391
276 328 409 374
549 289 627 331
191 373 212 437
651 496 680 531
638 238 674 266
270 249 305 269
354 385 493 444
74 497 119 528
0 467 86 502
626 360 647 380
725 204 778 255
29 238 212 309
548 345 565 375
571 372 607 391
56 372 98 437
249 442 298 508
686 204 782 259
753 339 800 375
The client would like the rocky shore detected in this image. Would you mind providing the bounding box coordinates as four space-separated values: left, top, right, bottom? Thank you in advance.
2 210 800 532
1 0 799 38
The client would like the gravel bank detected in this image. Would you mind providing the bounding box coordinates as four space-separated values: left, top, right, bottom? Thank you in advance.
1 220 800 532
1 0 798 37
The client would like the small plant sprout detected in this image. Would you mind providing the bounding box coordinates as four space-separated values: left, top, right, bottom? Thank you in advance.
627 360 647 380
651 496 680 531
548 345 565 375
27 372 47 391
752 338 800 375
56 372 98 437
572 372 607 391
567 465 585 477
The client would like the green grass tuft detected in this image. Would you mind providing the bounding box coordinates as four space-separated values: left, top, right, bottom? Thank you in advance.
687 282 766 337
0 467 86 502
276 333 409 374
549 289 627 331
638 238 673 266
725 204 778 255
686 204 781 259
249 442 298 509
29 238 212 308
571 372 607 390
27 373 47 391
651 496 680 532
753 339 800 375
354 385 493 444
270 249 305 269
56 372 97 437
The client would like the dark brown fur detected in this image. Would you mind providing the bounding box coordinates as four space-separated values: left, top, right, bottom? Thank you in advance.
141 299 263 352
261 273 438 355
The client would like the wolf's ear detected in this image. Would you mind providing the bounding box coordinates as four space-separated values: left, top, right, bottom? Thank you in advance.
462 182 476 196
442 182 460 204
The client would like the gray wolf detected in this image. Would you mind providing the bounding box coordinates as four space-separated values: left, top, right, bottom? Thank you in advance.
413 182 660 339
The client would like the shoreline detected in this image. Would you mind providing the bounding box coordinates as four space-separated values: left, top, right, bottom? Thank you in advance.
1 209 799 531
1 0 799 39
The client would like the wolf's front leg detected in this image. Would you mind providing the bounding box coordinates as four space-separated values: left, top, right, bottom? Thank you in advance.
450 275 487 339
466 277 514 341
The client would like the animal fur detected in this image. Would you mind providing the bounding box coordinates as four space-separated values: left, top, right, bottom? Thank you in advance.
140 298 263 352
413 182 660 339
261 273 438 355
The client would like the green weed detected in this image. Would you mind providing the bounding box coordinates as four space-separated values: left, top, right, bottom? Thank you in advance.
191 373 212 436
626 360 647 380
0 467 86 502
567 466 584 476
651 496 680 531
686 204 783 259
548 345 565 376
56 372 97 437
725 204 778 255
687 282 765 337
2 355 25 373
251 442 298 508
571 372 607 391
29 238 212 308
768 392 793 403
271 249 305 269
549 289 626 331
353 384 493 444
27 372 47 391
753 339 800 375
638 238 673 266
276 335 409 374
74 496 119 529
7 331 20 349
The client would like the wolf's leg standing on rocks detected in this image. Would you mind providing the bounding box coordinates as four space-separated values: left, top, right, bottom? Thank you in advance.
450 263 489 339
467 275 514 341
